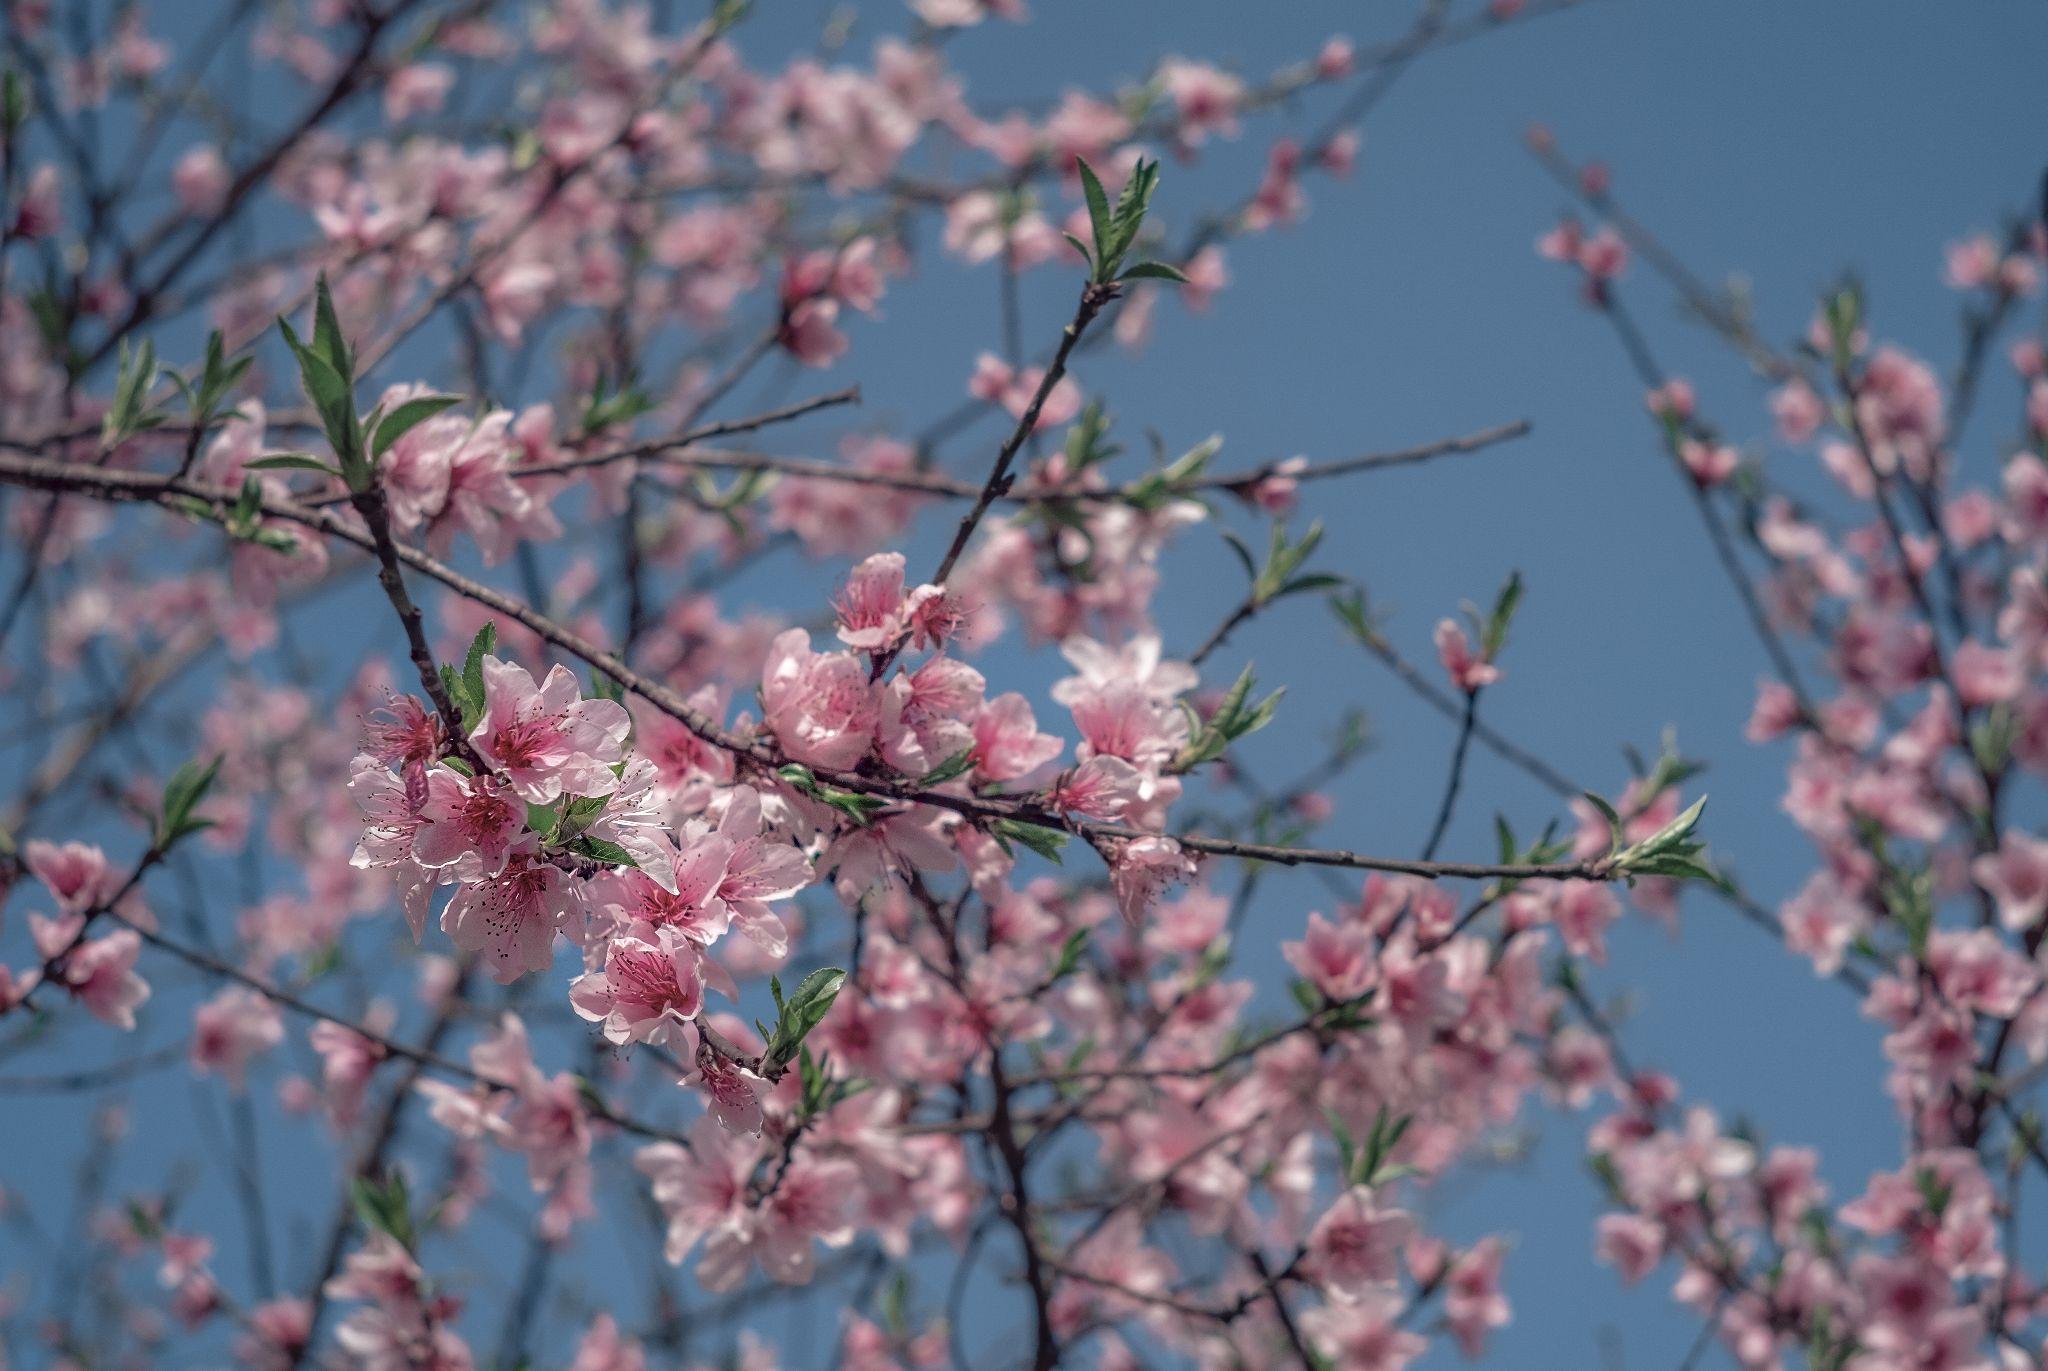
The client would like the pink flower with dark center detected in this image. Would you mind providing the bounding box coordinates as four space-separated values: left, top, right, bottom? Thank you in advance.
1973 828 2048 930
1108 837 1196 923
63 929 150 1030
25 839 115 916
189 986 284 1092
440 853 582 983
761 628 879 771
603 836 735 947
1434 619 1498 692
1045 755 1145 820
570 922 705 1046
690 1037 767 1136
469 656 630 804
363 695 442 808
412 769 522 881
1305 1185 1414 1299
834 552 912 651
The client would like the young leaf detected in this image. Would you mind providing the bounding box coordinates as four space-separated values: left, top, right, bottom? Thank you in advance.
568 835 639 868
460 622 497 722
992 818 1067 863
371 394 463 459
764 966 847 1070
156 756 223 849
246 453 343 477
1117 260 1189 284
1075 158 1112 277
919 749 978 786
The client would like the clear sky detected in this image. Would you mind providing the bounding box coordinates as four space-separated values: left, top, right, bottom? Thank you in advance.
6 2 2048 1366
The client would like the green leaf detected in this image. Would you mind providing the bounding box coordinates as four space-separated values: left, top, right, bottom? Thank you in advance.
278 321 361 483
556 794 610 842
764 966 847 1071
992 818 1067 863
568 835 638 868
1582 792 1625 851
156 756 223 849
1103 158 1160 276
1050 928 1090 981
350 1171 417 1252
371 394 462 459
1060 230 1095 271
1075 158 1112 278
821 789 891 826
919 749 978 787
246 453 342 477
310 273 352 379
460 622 497 724
1117 260 1189 284
1482 570 1524 660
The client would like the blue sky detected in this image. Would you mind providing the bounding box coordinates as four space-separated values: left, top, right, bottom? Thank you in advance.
6 2 2048 1366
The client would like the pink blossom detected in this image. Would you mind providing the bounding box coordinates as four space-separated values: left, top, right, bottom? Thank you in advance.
761 628 879 771
55 928 149 1030
1306 1185 1414 1298
569 922 705 1046
1972 828 2048 930
970 692 1064 783
1594 1212 1664 1283
469 656 631 804
411 768 523 880
1282 911 1374 1000
440 853 583 983
25 839 116 916
1108 836 1196 923
1157 58 1244 144
967 353 1081 431
188 986 284 1091
1444 1238 1511 1356
1434 619 1498 692
171 145 229 216
1678 437 1739 487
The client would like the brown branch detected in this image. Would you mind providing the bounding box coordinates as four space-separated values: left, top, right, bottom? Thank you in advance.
0 451 1632 884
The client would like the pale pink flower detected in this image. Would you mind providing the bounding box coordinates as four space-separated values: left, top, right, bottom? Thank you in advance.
570 1314 646 1371
411 768 523 880
1973 828 2048 930
189 986 284 1091
1444 1238 1511 1356
1434 619 1498 692
63 929 150 1030
1305 1185 1414 1299
25 839 116 916
1594 1212 1664 1283
1678 438 1739 487
469 656 631 804
688 1035 769 1137
1282 912 1374 1000
1045 755 1146 820
970 692 1064 783
761 628 879 771
1298 1289 1427 1370
967 353 1081 431
833 552 929 651
440 853 583 983
569 922 705 1046
171 145 229 216
1157 58 1244 144
1108 836 1196 923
